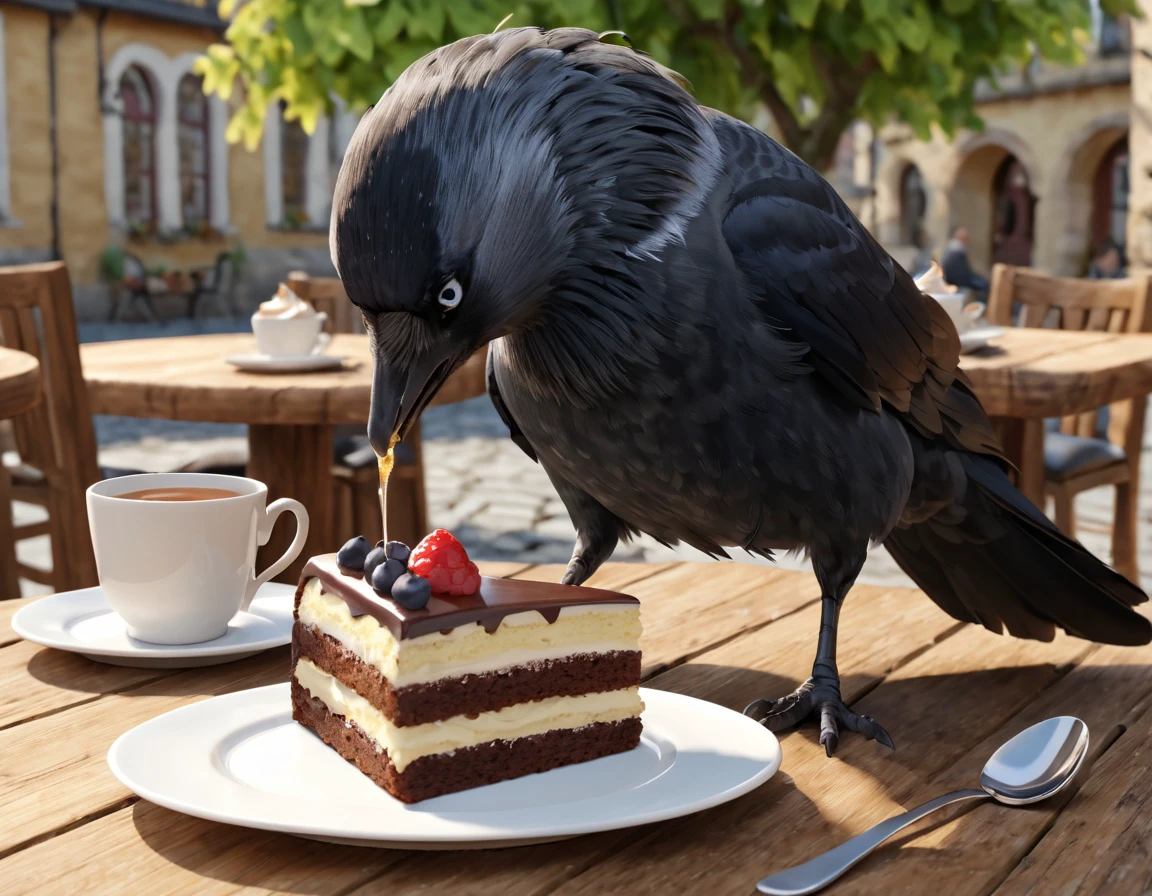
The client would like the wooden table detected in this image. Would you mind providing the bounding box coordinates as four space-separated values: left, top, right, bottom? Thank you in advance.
962 327 1152 503
80 334 487 580
3 561 1150 894
0 346 40 419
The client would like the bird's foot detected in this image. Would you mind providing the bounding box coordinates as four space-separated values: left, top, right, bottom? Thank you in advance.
743 677 894 757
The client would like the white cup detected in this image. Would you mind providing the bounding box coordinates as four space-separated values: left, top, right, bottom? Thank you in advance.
931 292 984 334
251 314 330 357
86 473 309 644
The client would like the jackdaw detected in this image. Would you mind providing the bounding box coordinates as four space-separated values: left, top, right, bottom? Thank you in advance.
330 27 1151 755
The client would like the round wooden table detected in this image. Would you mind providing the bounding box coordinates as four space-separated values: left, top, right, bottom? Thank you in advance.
0 346 41 419
962 326 1152 579
80 333 488 581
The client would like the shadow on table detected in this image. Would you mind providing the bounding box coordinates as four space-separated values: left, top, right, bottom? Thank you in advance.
24 645 289 699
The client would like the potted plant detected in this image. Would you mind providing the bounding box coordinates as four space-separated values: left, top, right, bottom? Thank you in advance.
98 245 125 283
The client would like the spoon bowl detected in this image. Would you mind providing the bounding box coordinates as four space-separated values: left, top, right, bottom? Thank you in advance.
757 716 1091 895
980 715 1089 805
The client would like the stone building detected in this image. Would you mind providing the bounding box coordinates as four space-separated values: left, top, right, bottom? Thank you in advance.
862 4 1133 279
0 0 353 317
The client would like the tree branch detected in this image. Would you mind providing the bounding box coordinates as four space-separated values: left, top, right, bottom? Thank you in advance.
757 80 806 152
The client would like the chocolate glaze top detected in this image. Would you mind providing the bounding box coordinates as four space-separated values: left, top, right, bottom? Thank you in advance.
297 554 640 640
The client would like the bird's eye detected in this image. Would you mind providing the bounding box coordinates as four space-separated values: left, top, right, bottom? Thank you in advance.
438 278 463 311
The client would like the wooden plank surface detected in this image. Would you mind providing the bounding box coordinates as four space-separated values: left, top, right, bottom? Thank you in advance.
0 346 40 418
961 328 1152 418
1 561 1151 895
0 595 35 647
80 335 487 425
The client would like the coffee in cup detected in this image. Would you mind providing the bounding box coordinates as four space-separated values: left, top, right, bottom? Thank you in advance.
87 473 309 644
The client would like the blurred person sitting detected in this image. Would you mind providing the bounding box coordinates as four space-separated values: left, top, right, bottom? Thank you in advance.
1088 239 1125 280
940 225 990 296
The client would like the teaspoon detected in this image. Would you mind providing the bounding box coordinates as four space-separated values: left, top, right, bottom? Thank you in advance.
757 716 1090 895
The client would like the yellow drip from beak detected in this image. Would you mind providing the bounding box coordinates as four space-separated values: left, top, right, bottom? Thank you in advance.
377 432 400 542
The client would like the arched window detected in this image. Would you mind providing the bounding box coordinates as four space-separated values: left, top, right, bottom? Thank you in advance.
177 73 209 229
899 164 926 247
120 65 156 226
280 105 309 227
1092 137 1129 253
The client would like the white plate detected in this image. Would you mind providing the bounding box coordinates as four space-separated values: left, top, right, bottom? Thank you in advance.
959 325 1005 354
108 683 781 848
11 583 296 667
225 353 344 373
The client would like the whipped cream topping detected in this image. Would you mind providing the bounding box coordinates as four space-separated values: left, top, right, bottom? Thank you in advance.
253 283 318 319
913 261 957 298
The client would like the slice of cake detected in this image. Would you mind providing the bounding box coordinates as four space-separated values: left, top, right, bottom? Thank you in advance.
290 534 643 803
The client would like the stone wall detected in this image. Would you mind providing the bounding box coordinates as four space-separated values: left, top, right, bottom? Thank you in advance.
1128 2 1152 273
873 77 1130 278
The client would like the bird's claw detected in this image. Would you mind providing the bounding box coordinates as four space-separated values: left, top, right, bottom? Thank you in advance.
743 677 894 757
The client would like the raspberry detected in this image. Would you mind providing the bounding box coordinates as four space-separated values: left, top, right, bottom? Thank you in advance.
408 529 481 596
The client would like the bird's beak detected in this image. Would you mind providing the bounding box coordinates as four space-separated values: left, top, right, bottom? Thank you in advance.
368 345 459 456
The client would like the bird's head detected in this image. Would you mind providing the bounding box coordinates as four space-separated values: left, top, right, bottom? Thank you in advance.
331 27 719 455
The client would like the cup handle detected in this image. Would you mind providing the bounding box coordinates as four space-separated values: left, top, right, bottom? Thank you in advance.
243 498 309 610
964 303 985 323
313 331 332 355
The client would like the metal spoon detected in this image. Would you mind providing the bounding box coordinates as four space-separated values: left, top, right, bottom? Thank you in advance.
757 716 1090 895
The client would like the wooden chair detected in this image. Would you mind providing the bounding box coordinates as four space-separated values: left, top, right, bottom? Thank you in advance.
987 263 1152 579
295 273 428 546
0 262 101 593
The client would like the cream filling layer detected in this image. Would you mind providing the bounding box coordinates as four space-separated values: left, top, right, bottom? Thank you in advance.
294 658 643 772
297 578 641 687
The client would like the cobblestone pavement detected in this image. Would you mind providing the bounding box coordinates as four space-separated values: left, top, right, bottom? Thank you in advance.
13 318 1152 597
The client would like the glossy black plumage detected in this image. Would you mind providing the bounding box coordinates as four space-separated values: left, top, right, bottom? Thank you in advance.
331 27 1151 753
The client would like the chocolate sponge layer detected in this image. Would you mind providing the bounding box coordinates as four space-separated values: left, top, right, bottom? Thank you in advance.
292 622 641 727
291 681 643 803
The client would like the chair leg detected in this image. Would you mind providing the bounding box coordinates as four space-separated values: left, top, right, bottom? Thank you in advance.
1051 486 1076 539
1113 480 1139 582
0 464 21 599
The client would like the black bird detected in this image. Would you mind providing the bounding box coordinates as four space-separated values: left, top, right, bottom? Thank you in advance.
330 27 1151 755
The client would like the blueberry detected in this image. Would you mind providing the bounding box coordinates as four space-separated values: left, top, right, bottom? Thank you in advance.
370 557 406 596
362 546 388 581
384 541 411 565
391 572 431 610
336 536 371 573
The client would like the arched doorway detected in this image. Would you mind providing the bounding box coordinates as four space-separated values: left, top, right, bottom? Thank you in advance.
1091 136 1129 256
992 157 1035 267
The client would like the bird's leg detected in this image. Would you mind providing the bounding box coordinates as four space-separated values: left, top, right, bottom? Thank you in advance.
549 475 622 586
744 545 894 757
562 527 617 585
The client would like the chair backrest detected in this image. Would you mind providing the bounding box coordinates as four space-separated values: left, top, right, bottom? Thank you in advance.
0 262 100 491
987 263 1152 443
287 272 365 334
202 251 232 292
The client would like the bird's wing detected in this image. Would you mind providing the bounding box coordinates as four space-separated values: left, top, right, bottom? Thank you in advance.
487 343 538 462
722 174 1003 461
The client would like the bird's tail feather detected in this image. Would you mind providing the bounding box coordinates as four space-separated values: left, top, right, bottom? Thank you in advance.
884 454 1151 646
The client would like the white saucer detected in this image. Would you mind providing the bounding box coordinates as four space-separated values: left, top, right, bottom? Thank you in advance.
11 583 296 667
959 325 1005 354
108 684 781 848
225 353 343 373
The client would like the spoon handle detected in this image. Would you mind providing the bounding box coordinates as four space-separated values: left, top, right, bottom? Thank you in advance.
757 788 989 895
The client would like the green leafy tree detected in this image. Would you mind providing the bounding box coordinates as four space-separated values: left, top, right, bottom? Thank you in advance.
198 0 1138 171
